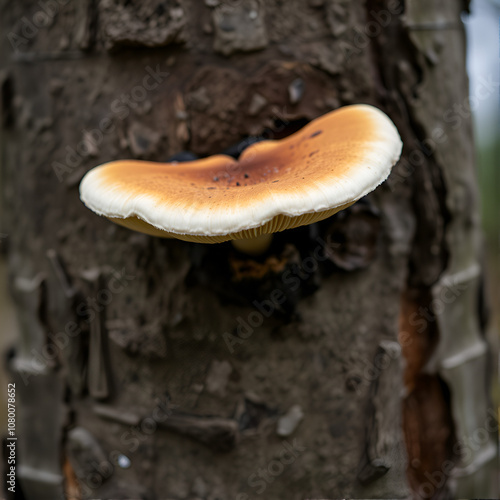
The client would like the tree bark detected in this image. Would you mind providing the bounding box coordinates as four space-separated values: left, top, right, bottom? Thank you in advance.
0 0 496 499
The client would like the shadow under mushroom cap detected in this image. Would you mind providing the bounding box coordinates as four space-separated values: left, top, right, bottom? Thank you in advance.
79 104 402 243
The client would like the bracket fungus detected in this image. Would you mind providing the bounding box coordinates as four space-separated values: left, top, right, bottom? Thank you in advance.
79 104 402 254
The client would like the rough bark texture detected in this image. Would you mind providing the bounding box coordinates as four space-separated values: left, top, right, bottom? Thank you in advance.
0 0 497 499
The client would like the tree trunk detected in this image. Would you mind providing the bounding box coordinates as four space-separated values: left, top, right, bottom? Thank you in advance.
1 1 497 499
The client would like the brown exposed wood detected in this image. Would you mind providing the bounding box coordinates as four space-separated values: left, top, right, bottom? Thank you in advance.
63 457 82 500
403 375 458 500
399 290 439 392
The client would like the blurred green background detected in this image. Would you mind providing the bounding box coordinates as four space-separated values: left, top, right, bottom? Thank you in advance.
465 0 500 409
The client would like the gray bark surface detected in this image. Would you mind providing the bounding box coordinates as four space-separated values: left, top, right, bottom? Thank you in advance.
0 0 496 499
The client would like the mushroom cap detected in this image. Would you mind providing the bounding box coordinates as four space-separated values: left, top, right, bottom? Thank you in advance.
79 104 402 243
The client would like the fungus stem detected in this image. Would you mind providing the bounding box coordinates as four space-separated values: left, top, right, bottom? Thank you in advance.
231 234 273 255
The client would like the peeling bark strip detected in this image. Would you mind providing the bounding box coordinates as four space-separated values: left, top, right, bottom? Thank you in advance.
356 341 406 493
0 0 495 499
367 0 497 497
